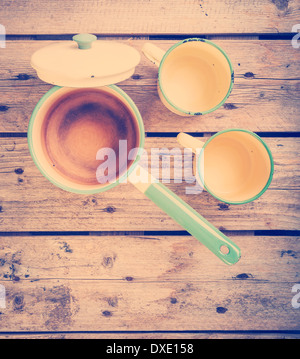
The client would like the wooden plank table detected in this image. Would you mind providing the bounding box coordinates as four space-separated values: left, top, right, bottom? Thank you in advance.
0 0 300 339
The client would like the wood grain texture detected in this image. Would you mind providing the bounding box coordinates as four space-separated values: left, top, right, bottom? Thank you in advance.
0 40 299 133
0 235 299 331
1 0 299 35
0 137 299 232
2 280 298 331
1 0 299 340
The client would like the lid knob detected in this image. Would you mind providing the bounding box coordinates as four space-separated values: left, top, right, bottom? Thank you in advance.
72 33 97 50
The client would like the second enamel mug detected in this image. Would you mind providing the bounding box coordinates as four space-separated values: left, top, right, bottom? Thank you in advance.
177 130 274 204
142 38 234 116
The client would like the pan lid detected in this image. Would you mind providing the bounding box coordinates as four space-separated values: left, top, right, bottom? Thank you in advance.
31 34 141 87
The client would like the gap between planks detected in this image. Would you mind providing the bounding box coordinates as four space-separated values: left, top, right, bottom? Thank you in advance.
1 132 300 138
4 33 295 41
0 230 255 237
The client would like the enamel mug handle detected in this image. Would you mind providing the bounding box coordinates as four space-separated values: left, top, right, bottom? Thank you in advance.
142 43 166 67
177 132 205 154
129 165 241 265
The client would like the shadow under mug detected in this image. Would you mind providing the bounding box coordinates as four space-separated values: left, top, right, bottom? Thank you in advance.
142 38 234 116
177 129 274 204
28 85 241 265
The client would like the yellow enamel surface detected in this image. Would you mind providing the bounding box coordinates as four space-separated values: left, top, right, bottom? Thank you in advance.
177 132 205 153
157 85 188 116
159 40 232 114
201 131 271 203
142 43 166 67
31 40 141 87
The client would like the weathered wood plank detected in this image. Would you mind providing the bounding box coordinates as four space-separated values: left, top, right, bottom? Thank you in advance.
0 235 299 283
2 280 298 331
0 274 299 331
1 235 299 332
0 187 297 231
2 40 300 84
0 137 299 231
0 40 299 133
1 137 298 189
1 0 299 35
3 80 299 134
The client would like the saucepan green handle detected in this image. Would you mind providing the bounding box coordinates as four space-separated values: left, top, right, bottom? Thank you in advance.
129 166 241 265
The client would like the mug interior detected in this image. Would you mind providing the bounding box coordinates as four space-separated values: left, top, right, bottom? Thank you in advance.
197 130 273 204
28 85 144 194
159 39 233 115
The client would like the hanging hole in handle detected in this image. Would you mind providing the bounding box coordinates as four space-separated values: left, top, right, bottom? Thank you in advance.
220 245 230 255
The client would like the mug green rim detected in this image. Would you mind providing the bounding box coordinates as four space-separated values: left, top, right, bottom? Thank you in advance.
196 128 274 205
28 85 145 194
158 38 234 116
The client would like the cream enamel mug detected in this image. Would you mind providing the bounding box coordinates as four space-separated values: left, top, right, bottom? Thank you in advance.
142 38 234 116
177 130 274 204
